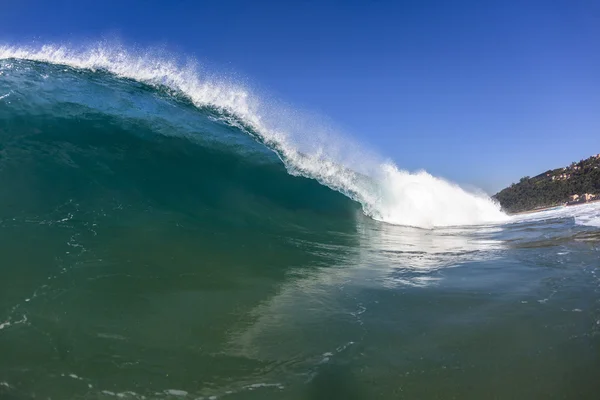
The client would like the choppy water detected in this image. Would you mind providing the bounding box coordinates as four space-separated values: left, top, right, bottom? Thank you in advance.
0 49 599 399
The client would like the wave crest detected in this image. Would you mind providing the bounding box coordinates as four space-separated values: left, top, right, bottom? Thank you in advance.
0 42 507 228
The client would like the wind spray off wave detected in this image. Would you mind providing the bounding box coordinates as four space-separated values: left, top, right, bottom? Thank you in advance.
0 43 507 228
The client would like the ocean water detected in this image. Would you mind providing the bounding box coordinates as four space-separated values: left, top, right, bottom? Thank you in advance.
0 46 599 400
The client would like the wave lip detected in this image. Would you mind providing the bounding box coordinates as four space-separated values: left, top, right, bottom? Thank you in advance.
0 43 507 228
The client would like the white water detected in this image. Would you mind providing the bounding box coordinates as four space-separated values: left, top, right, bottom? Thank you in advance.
0 43 508 228
510 201 600 227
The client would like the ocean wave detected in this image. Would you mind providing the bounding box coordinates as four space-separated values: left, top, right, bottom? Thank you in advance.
0 43 507 228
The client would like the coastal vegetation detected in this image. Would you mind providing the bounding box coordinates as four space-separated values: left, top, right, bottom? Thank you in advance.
494 154 600 213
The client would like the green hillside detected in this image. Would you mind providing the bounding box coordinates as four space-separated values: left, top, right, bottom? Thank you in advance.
494 154 600 213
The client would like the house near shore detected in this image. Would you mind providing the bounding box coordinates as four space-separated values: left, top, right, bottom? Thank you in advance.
566 193 597 206
583 193 596 201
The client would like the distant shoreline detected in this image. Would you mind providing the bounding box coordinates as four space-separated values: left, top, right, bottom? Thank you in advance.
508 199 600 216
508 205 563 216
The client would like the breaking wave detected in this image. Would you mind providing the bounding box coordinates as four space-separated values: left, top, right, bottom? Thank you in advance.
0 43 507 228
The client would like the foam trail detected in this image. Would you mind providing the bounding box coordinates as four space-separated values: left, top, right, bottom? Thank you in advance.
573 203 600 227
509 202 600 227
0 43 507 228
577 216 600 227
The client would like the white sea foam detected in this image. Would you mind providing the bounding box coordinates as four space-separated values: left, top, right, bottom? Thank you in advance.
576 213 600 228
243 383 284 390
510 201 600 227
0 315 27 331
0 43 507 228
165 389 188 396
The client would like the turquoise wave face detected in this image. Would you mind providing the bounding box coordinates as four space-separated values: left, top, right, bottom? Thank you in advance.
0 60 361 230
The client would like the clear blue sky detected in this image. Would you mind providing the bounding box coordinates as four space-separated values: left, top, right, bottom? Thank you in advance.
2 0 599 193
